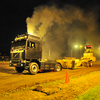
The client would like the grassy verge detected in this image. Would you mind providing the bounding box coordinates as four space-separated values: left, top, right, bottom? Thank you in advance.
74 84 100 100
40 71 100 87
0 61 9 63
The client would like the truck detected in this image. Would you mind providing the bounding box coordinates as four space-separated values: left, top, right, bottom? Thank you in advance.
56 45 96 69
9 34 62 74
79 45 96 67
81 45 96 62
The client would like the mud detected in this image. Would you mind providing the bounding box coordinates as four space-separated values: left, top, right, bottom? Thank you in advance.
0 62 100 100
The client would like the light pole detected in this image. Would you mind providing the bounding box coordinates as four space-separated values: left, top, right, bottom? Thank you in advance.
80 45 82 57
99 47 100 57
74 45 78 58
71 49 72 57
74 45 82 58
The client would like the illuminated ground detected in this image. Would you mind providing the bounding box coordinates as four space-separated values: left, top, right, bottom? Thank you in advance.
0 62 100 100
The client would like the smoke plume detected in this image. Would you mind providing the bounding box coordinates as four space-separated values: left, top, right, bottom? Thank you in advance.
26 5 99 59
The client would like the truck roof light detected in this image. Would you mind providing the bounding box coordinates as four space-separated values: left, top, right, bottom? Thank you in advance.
86 45 91 48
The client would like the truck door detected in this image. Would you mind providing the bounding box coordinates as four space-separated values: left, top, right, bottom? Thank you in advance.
26 41 42 59
27 41 36 59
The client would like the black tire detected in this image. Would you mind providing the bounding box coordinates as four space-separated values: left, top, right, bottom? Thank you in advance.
54 63 62 72
80 64 82 66
29 62 39 75
15 67 24 73
71 61 75 70
89 61 92 67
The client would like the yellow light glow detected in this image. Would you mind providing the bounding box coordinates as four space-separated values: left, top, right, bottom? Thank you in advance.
80 45 82 48
28 33 33 35
75 45 78 48
24 35 27 39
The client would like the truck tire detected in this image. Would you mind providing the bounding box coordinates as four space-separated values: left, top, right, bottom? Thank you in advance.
54 63 62 72
71 61 75 70
85 62 89 68
29 62 39 75
15 67 24 73
89 61 92 67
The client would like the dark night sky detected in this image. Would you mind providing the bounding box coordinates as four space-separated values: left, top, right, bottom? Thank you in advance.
0 0 100 56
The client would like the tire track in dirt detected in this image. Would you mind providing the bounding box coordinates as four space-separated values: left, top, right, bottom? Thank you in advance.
1 71 100 100
0 62 100 94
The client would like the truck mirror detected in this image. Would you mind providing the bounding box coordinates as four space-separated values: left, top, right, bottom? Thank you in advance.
11 41 14 43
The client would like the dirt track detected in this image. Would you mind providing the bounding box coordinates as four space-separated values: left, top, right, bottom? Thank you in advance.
0 62 100 100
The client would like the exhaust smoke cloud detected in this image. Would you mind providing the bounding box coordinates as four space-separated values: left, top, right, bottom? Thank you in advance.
26 5 99 59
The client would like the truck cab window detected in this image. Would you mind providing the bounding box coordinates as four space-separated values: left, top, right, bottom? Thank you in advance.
31 43 35 48
28 41 35 48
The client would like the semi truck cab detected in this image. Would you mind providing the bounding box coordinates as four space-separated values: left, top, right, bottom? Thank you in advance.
9 34 62 74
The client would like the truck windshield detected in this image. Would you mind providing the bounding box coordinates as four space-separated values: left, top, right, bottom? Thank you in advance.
12 40 26 49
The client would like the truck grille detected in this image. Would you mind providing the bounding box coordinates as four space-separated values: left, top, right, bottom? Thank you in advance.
13 53 20 59
12 60 21 63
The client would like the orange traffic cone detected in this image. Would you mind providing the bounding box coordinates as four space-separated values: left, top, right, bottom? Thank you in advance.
3 60 5 63
65 71 69 83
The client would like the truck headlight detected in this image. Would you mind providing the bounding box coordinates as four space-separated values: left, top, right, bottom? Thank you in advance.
10 61 12 63
21 64 23 66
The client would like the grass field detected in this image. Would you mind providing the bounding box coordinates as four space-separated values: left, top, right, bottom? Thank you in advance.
0 61 9 63
74 84 100 100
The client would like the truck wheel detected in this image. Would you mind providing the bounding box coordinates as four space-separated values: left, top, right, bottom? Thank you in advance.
71 61 75 70
29 62 39 75
15 67 24 73
85 63 89 68
89 61 92 67
54 63 62 72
